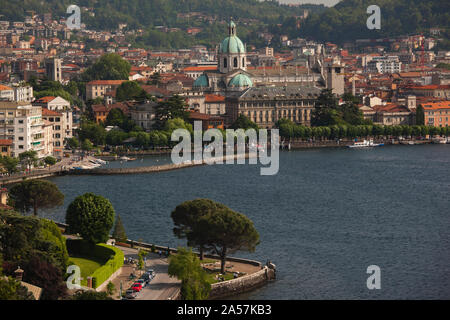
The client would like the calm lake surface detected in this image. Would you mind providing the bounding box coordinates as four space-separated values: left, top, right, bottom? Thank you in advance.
42 144 450 299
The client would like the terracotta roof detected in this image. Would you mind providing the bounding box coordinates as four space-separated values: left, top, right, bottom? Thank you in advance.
373 104 410 113
87 80 127 86
0 84 13 91
183 66 218 72
42 108 62 116
36 96 56 104
422 101 450 110
205 94 225 103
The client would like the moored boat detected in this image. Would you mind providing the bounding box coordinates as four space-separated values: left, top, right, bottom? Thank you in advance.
348 139 384 148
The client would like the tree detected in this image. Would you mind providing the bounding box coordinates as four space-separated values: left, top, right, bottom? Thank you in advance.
171 199 226 260
168 247 211 300
0 156 19 174
0 277 34 300
164 118 193 136
8 180 64 216
231 114 259 130
115 81 150 102
112 214 127 243
154 95 189 129
82 53 131 81
81 139 94 151
19 150 38 170
416 105 425 125
106 282 115 296
65 193 115 244
105 108 127 127
67 137 80 149
197 204 260 274
71 290 113 300
44 156 57 167
78 122 106 145
18 254 68 300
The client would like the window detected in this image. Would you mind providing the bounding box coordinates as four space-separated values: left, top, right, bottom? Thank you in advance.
223 58 227 68
234 57 238 68
242 58 245 67
18 137 24 141
18 120 24 124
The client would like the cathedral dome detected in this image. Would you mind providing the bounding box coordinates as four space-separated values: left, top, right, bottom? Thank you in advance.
219 20 245 54
228 74 253 88
193 74 209 88
220 36 245 54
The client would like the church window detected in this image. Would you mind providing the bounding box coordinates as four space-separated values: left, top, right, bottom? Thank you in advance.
224 58 227 68
234 57 238 68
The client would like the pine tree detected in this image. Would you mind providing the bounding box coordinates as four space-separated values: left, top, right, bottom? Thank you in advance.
112 214 127 243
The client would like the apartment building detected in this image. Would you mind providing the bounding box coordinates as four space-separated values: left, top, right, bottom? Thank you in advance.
86 80 126 100
367 56 402 74
0 85 14 101
35 96 73 155
0 102 46 158
422 101 450 127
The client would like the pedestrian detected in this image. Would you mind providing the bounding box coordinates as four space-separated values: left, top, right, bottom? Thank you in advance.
158 250 162 258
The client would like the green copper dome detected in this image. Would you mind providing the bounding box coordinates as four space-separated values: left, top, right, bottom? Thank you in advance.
220 36 245 54
220 20 245 54
193 74 209 88
228 74 253 88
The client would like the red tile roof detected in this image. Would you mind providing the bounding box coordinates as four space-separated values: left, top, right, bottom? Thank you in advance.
41 108 62 116
205 94 225 103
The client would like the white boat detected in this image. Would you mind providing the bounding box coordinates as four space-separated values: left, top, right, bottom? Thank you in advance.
348 139 384 148
93 158 107 165
120 156 131 161
432 137 447 144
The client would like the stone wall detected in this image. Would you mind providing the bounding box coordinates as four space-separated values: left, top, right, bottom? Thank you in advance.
209 266 276 300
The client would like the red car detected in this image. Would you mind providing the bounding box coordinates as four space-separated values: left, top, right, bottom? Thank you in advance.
131 283 143 292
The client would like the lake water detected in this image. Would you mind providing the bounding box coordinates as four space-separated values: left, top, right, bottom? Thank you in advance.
41 144 450 299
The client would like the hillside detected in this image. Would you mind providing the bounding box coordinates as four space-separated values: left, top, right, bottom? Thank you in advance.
298 0 450 43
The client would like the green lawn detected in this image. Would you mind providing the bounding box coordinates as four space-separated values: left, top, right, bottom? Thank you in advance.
68 256 105 286
204 270 235 284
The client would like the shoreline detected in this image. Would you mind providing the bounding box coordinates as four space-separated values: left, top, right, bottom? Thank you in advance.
0 139 444 184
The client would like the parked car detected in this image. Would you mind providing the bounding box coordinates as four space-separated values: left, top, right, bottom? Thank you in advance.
131 283 143 292
146 269 156 279
141 273 151 284
125 289 137 299
135 279 146 288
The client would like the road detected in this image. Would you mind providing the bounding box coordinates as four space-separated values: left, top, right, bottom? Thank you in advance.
120 247 181 300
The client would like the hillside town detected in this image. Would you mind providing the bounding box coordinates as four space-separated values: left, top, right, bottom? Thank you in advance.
0 10 449 164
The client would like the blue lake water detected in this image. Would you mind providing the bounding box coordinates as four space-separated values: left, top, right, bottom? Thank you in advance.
41 144 450 299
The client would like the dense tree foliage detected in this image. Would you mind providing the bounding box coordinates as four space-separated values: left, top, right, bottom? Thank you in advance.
171 199 226 260
0 210 70 299
112 214 127 243
8 180 64 217
70 290 113 300
171 199 260 274
299 0 449 44
66 193 115 244
115 81 151 102
168 247 211 300
154 95 190 130
82 53 131 82
310 90 368 127
0 156 19 174
231 114 259 131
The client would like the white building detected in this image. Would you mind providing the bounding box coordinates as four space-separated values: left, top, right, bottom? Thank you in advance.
0 85 14 101
366 56 402 74
0 102 46 158
13 85 34 102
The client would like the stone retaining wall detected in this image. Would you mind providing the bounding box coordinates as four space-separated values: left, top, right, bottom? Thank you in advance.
209 266 276 300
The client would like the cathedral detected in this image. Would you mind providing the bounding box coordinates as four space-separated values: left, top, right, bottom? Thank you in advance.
193 20 254 93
